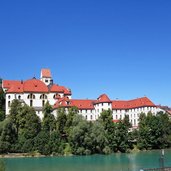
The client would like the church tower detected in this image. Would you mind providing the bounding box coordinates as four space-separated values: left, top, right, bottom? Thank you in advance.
40 68 53 86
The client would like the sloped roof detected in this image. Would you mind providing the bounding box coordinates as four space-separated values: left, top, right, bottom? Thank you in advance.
23 79 49 93
41 69 52 78
71 99 94 109
50 84 64 93
95 94 112 104
112 97 156 109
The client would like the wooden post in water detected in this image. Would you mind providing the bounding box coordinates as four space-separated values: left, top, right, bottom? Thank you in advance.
159 149 165 170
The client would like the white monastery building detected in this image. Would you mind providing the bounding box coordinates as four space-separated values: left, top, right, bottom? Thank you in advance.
2 69 161 128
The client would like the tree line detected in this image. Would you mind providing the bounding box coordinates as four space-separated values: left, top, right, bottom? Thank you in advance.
0 92 171 156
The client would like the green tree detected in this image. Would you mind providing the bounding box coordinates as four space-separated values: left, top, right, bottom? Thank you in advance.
9 99 22 134
98 109 116 152
115 117 131 153
42 102 56 133
18 104 41 140
0 119 17 153
69 114 92 155
33 130 50 155
0 88 5 121
56 107 67 136
137 112 171 150
89 121 108 154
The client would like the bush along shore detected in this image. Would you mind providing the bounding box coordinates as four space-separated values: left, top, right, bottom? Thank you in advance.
0 98 171 156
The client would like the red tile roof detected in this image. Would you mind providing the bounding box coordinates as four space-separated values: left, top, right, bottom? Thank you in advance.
3 80 23 93
112 97 156 109
54 98 94 109
167 110 171 116
41 69 51 78
54 97 72 108
7 83 23 93
50 84 64 93
23 79 49 93
62 87 72 95
50 84 72 95
95 94 112 104
71 99 94 109
3 80 22 89
54 96 156 110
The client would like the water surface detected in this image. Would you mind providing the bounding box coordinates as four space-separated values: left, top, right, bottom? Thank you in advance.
2 149 171 171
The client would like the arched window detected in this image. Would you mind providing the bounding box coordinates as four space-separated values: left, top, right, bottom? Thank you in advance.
8 95 11 99
40 94 47 99
18 95 21 100
28 94 35 99
42 100 45 107
8 101 11 107
30 100 33 107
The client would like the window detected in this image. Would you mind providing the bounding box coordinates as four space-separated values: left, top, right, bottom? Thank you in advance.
85 115 87 120
90 115 93 120
28 94 35 99
116 115 118 120
18 95 21 100
8 95 10 99
45 79 48 83
102 103 103 106
42 100 45 107
40 94 47 99
8 101 11 107
30 100 33 107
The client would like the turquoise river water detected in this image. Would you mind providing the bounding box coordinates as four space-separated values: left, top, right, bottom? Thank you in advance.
1 149 171 171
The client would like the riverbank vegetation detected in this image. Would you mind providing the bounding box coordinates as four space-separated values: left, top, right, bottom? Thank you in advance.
0 98 171 156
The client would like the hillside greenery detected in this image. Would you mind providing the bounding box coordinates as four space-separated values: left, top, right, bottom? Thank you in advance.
0 99 171 156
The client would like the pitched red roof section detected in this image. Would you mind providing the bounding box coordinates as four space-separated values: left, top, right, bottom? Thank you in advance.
54 97 72 108
23 79 49 93
50 84 72 95
3 80 22 89
54 98 95 110
62 87 72 95
7 83 23 93
95 94 112 104
167 110 171 116
41 69 51 78
71 99 94 109
3 80 23 93
112 97 156 109
50 84 64 93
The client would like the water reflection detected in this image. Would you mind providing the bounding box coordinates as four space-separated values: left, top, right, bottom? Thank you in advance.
4 149 171 171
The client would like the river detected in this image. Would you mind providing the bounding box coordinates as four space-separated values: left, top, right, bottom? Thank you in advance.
2 149 171 171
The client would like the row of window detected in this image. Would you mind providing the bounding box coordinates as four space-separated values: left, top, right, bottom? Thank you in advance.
113 107 155 113
8 94 62 100
96 103 111 107
8 100 46 108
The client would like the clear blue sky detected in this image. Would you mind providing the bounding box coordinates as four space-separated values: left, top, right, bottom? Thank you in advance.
0 0 171 106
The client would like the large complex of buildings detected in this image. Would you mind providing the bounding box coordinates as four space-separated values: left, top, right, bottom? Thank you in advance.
2 69 162 127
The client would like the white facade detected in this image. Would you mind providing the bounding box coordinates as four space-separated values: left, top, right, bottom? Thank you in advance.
2 69 162 127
